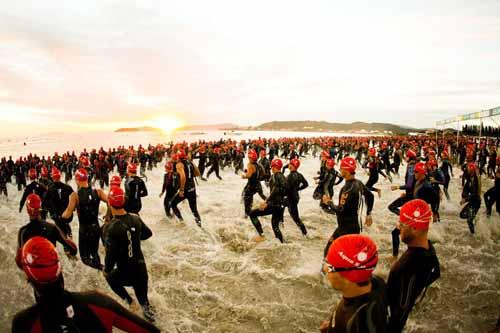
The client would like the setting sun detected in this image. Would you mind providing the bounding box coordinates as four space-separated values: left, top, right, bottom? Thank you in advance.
152 115 185 133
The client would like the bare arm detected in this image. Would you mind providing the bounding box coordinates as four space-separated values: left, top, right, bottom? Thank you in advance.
61 192 77 219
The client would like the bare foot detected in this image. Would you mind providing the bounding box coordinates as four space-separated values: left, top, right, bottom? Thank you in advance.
252 235 266 243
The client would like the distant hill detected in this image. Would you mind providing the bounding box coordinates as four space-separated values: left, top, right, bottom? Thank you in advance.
115 126 162 133
179 123 238 131
253 121 422 135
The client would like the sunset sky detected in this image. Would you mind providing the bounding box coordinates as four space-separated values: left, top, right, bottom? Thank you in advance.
1 0 499 137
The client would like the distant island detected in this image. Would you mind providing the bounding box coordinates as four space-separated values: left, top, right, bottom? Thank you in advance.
115 126 163 133
251 121 423 135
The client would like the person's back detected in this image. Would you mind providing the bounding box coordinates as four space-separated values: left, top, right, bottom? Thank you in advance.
104 213 152 273
13 236 159 333
12 290 160 333
387 242 440 332
387 199 441 333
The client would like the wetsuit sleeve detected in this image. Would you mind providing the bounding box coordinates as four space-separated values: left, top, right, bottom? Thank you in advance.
323 174 334 196
53 224 78 255
16 227 27 269
139 219 153 241
298 173 308 191
333 171 343 186
80 291 160 333
266 176 280 203
161 174 167 195
139 180 148 197
104 226 119 274
19 188 29 212
361 182 374 215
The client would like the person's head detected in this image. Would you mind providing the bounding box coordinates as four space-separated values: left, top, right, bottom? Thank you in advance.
177 149 187 160
26 193 42 220
110 175 122 188
289 158 300 172
28 168 37 181
441 150 449 159
426 159 437 172
21 236 64 297
325 158 335 170
248 149 257 162
51 167 61 182
340 157 356 179
467 162 477 175
406 149 417 162
127 163 137 176
75 168 88 187
165 161 174 173
79 155 90 168
368 148 376 157
398 199 432 245
323 234 378 292
260 149 266 158
414 162 427 181
321 150 330 161
108 187 126 214
271 159 282 174
40 166 49 179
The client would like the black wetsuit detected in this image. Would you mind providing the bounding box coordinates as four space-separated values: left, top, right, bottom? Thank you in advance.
16 219 77 267
19 181 48 219
103 213 153 318
194 150 207 178
484 167 500 216
258 157 271 185
363 157 383 193
323 179 374 257
161 171 179 218
207 151 222 179
243 162 267 217
124 176 148 215
171 160 202 225
387 242 441 333
14 163 27 191
460 173 481 234
12 289 160 333
285 170 308 235
77 187 102 269
249 171 287 243
0 167 8 196
45 181 75 237
322 276 388 333
439 159 453 199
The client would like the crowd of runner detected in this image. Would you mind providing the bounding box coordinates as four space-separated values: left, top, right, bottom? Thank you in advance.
1 135 498 332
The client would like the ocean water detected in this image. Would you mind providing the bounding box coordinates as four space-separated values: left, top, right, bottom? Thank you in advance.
0 131 498 332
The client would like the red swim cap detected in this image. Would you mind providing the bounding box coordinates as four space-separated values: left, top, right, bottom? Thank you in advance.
414 162 427 175
399 199 432 230
406 149 417 159
110 175 122 188
22 236 61 284
28 168 37 180
340 157 356 173
51 167 61 181
127 163 137 174
108 187 125 208
271 159 283 169
26 193 41 218
326 158 335 170
326 234 378 283
41 166 48 178
290 158 300 169
248 149 257 162
75 168 88 182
